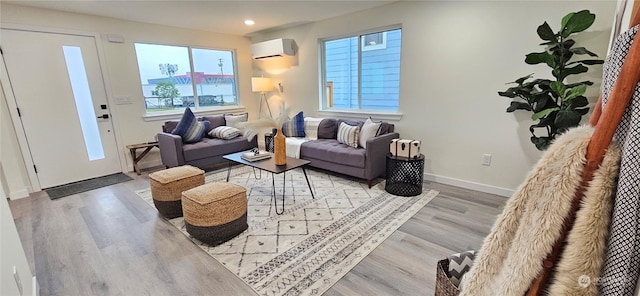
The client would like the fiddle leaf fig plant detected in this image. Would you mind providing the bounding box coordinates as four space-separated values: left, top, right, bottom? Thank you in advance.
498 10 603 150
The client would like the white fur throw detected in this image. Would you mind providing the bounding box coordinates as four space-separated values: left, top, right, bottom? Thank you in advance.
460 125 620 296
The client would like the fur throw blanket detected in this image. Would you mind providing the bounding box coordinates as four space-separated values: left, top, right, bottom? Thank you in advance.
460 125 620 296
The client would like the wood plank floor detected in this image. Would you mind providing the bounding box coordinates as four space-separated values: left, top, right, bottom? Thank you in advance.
9 167 507 295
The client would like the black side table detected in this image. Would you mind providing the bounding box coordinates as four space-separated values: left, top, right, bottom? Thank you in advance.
385 154 425 196
264 132 274 152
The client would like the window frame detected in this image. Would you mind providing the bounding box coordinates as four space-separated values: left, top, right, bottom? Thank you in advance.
318 24 403 118
133 42 242 120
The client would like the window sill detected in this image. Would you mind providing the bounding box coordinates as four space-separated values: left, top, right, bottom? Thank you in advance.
142 106 247 122
317 109 403 122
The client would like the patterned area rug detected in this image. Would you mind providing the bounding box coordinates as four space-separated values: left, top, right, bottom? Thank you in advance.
136 166 438 296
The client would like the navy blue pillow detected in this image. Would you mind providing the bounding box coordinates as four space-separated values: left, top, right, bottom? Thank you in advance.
282 111 305 137
172 107 209 143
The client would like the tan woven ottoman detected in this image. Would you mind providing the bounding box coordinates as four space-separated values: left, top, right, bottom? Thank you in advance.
182 182 248 246
149 165 204 218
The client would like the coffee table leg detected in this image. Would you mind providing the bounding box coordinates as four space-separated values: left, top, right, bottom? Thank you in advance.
226 162 232 182
272 172 285 215
302 167 314 199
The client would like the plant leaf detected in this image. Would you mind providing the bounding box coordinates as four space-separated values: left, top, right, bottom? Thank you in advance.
550 81 567 98
532 107 560 120
569 96 589 108
525 52 555 67
561 12 575 30
506 101 532 112
555 109 582 129
576 107 590 115
564 84 587 101
559 64 588 81
562 10 596 37
570 47 598 56
537 21 556 41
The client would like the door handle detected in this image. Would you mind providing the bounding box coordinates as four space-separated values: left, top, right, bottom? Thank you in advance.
97 114 109 119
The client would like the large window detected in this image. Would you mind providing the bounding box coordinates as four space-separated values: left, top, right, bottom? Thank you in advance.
134 43 238 113
321 27 401 111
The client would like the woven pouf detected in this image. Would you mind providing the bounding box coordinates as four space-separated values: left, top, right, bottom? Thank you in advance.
149 165 204 219
182 182 248 246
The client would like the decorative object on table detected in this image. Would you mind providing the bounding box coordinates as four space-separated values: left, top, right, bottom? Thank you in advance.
236 105 291 165
390 139 421 159
251 77 273 117
240 148 271 162
385 154 425 196
273 127 287 165
497 10 604 150
136 166 438 296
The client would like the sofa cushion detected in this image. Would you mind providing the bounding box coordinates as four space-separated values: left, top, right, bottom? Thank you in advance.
201 114 226 134
225 113 248 129
317 119 338 139
282 111 305 137
172 108 209 143
359 117 382 148
300 139 365 168
337 122 360 148
208 126 241 140
182 137 253 162
304 117 324 140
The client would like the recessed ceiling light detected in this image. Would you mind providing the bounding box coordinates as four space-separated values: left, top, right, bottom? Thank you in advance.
244 20 255 26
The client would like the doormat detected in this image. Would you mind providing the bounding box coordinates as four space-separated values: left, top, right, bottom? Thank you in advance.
136 167 438 295
46 173 133 200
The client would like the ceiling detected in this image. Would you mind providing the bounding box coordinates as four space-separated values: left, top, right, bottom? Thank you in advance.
4 0 398 36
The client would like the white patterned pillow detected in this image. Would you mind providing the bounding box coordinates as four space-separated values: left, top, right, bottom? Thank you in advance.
337 122 359 148
359 117 382 148
208 126 241 140
224 113 248 129
304 117 323 140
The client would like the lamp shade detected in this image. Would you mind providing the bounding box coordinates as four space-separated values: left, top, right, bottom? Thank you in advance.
251 77 273 93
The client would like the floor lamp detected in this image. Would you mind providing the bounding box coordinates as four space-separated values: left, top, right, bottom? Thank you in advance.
251 77 273 117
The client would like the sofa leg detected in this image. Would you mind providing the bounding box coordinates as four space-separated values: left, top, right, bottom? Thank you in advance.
368 179 373 188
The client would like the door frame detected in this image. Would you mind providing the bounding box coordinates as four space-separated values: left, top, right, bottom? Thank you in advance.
0 23 126 192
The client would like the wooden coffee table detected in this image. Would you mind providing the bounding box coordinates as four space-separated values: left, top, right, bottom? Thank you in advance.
223 151 315 214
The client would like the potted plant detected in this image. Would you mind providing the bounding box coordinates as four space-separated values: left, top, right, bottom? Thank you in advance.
498 10 604 150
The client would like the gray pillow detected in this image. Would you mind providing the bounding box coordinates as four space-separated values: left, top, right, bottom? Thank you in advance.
317 118 337 139
201 115 226 134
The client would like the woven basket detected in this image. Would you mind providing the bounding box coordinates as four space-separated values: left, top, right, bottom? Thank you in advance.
435 259 461 296
149 165 204 218
182 182 248 245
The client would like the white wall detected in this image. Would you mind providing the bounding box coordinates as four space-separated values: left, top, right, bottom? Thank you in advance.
0 3 259 197
250 1 616 194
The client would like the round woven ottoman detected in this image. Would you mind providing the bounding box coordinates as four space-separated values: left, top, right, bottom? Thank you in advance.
149 165 204 219
181 182 248 246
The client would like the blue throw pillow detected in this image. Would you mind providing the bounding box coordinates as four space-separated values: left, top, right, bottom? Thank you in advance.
172 107 209 143
282 111 305 137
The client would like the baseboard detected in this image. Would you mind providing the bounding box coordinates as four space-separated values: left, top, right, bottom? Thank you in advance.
9 188 30 200
423 173 514 197
32 275 39 296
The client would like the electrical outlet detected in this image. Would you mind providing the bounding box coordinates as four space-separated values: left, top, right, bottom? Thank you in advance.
482 154 492 166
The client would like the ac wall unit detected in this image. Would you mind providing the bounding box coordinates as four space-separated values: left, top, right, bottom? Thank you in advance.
251 38 296 59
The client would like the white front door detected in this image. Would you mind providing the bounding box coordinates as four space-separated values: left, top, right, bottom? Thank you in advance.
1 29 121 189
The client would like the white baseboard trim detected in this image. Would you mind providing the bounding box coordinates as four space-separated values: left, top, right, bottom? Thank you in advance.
9 188 30 200
32 276 39 296
424 173 514 197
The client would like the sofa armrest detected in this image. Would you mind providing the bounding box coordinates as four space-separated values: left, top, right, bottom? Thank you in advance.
365 132 400 179
157 132 185 167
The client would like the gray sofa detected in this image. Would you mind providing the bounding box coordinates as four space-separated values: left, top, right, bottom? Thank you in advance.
158 115 258 168
299 118 399 187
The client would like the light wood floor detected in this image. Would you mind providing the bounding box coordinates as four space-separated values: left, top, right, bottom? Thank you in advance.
9 167 507 296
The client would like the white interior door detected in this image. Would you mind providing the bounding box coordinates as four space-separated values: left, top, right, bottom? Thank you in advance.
1 29 121 188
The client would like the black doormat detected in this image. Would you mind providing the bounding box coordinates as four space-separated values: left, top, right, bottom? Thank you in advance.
45 173 133 200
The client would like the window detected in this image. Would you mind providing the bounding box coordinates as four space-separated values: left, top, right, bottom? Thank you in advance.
321 27 401 112
134 43 238 113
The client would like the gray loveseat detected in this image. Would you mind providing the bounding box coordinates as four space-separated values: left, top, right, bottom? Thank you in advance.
158 114 257 169
299 118 399 188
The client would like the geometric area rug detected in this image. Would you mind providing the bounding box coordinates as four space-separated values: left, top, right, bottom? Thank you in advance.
136 166 438 296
